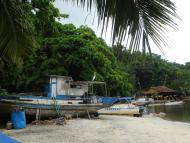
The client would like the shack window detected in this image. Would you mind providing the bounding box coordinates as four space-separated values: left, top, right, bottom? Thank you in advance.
70 85 81 89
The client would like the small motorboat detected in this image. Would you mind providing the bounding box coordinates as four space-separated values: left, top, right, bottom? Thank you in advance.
98 103 144 117
132 98 154 106
165 101 184 106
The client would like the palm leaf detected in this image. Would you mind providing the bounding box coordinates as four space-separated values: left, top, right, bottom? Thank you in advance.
0 0 33 64
63 0 179 52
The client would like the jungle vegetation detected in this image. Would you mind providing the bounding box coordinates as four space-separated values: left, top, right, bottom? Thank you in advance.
1 0 190 96
0 0 179 63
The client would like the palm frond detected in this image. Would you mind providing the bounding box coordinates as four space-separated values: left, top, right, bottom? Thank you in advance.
0 0 33 64
63 0 179 52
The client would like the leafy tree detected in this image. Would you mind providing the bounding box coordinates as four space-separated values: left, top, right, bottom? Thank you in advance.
0 20 133 96
0 0 34 64
2 0 189 98
21 24 133 96
0 0 179 63
171 63 190 96
112 44 182 92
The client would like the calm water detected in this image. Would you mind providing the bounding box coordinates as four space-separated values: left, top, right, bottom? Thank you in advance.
147 102 190 123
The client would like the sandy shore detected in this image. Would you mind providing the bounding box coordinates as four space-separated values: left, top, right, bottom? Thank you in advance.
2 115 190 143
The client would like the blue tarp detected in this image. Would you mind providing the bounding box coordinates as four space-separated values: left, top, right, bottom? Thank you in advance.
119 97 135 101
0 133 20 143
100 97 118 104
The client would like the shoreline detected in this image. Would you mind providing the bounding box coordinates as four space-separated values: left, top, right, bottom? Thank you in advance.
147 114 190 125
147 115 190 125
2 115 190 143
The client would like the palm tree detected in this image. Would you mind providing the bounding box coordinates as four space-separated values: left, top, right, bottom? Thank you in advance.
65 0 179 52
0 0 33 64
0 0 179 63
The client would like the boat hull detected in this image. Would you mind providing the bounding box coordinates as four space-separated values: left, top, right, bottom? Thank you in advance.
165 101 183 106
98 104 142 116
0 102 15 120
0 100 108 118
23 104 107 117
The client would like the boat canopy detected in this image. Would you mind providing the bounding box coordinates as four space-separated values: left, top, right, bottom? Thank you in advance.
99 97 135 104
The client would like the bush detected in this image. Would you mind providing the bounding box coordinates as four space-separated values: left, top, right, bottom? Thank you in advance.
0 88 8 96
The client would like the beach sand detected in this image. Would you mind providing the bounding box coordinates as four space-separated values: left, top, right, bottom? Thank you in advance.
3 115 190 143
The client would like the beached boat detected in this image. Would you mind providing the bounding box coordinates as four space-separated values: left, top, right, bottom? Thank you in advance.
98 103 144 117
0 75 110 118
165 101 184 106
97 97 144 116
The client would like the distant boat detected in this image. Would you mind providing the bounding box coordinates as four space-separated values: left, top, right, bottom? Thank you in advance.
98 103 144 117
165 101 183 106
132 98 154 106
0 75 110 118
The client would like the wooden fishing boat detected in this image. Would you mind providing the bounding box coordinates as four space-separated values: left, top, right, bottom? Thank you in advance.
0 75 110 118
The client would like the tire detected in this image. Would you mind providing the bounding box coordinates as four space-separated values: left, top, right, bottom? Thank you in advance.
133 114 140 117
93 112 99 117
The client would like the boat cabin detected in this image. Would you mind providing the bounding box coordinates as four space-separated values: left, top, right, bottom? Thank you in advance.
48 75 88 98
47 75 107 99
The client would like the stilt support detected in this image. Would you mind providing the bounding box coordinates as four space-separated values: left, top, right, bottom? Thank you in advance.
76 112 79 119
86 110 91 120
36 108 41 121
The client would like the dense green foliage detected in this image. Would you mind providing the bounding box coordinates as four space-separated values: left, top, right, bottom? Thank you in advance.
0 1 132 96
22 24 133 96
0 0 179 63
0 1 189 97
112 44 190 95
0 0 34 64
0 25 133 96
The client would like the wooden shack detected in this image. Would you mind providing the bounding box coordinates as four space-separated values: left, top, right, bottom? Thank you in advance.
140 86 179 101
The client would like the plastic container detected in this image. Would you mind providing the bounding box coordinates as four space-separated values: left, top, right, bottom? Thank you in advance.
11 111 26 129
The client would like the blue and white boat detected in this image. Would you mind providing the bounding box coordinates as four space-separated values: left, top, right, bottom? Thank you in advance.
0 75 109 118
98 97 144 116
98 104 142 116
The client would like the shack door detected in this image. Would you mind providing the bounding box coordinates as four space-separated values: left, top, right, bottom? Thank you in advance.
51 77 57 98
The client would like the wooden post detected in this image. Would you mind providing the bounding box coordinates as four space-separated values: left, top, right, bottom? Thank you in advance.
36 108 39 121
76 112 79 119
86 110 91 120
36 108 41 121
39 108 41 120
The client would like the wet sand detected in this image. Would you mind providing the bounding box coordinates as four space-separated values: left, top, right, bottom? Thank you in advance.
2 115 190 143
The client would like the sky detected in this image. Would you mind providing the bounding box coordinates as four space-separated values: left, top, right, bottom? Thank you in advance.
55 0 190 64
